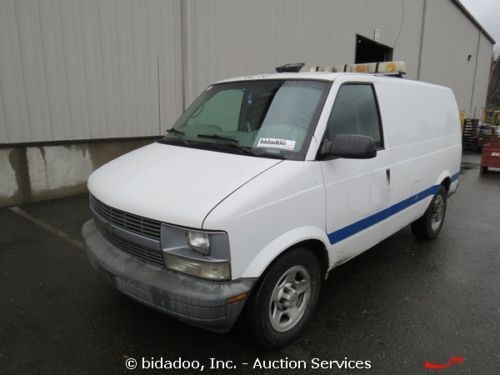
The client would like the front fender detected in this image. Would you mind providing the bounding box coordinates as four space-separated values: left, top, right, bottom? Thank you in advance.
203 160 327 280
241 226 330 279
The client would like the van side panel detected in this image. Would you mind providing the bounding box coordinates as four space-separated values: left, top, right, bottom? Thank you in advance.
375 80 461 225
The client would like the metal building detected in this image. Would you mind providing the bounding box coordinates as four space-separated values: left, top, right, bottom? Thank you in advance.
0 0 495 206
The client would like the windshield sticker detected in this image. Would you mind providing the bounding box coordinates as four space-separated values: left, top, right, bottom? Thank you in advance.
256 138 296 151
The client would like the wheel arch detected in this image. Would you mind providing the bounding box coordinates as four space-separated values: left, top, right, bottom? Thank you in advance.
288 239 329 279
435 170 452 193
441 176 451 193
240 227 331 280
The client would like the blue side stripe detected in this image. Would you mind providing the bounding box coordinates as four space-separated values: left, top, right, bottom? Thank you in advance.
328 172 460 245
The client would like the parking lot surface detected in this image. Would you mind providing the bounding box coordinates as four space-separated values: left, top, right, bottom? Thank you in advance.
1 151 499 374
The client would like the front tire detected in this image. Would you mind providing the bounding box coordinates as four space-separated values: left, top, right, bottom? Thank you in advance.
245 248 321 349
411 186 447 240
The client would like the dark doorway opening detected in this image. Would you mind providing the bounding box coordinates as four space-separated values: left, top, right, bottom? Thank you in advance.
355 35 393 63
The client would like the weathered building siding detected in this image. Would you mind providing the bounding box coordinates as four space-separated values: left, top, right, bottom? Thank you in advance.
0 0 495 206
0 0 183 144
470 33 494 118
0 0 494 145
181 0 428 104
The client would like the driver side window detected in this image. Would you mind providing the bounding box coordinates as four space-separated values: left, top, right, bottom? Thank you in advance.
325 84 383 147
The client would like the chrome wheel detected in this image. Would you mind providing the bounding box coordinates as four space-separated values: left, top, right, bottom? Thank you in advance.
431 194 445 231
269 265 311 332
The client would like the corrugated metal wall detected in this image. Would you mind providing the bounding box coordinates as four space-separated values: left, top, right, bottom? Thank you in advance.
0 0 494 144
419 0 480 112
470 33 493 118
182 0 426 104
0 0 183 144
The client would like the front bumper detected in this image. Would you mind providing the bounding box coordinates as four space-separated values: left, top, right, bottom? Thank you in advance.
82 219 256 333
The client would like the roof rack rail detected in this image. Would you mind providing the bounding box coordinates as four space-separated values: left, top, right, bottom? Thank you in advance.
275 63 305 73
301 61 407 77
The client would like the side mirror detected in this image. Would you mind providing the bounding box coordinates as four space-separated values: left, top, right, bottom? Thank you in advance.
320 134 377 160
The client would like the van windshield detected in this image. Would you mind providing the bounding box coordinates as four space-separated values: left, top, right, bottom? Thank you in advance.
160 80 330 159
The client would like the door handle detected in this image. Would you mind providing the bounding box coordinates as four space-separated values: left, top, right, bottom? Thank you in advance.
386 168 391 185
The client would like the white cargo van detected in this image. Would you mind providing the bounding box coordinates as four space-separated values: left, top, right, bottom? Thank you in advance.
83 62 461 348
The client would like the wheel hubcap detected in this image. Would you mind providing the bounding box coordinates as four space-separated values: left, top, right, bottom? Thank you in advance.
431 194 444 231
269 265 311 332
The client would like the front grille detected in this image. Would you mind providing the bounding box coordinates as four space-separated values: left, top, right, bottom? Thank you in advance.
94 216 165 268
90 195 161 240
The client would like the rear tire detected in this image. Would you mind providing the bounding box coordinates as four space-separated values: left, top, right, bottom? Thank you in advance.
245 248 321 349
481 166 488 173
411 186 447 240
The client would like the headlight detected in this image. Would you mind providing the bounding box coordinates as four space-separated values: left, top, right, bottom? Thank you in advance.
164 253 230 281
161 223 231 280
187 231 210 255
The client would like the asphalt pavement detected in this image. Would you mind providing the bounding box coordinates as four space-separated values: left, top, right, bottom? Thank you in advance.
1 151 499 374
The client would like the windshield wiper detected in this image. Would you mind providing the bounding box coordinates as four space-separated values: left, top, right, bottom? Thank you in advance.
196 133 238 143
166 128 189 145
167 128 186 136
196 133 261 156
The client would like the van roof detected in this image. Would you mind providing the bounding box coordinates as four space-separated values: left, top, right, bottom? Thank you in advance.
215 72 450 91
216 72 387 83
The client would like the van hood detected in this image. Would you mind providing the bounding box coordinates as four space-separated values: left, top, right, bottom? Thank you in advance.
88 142 282 228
